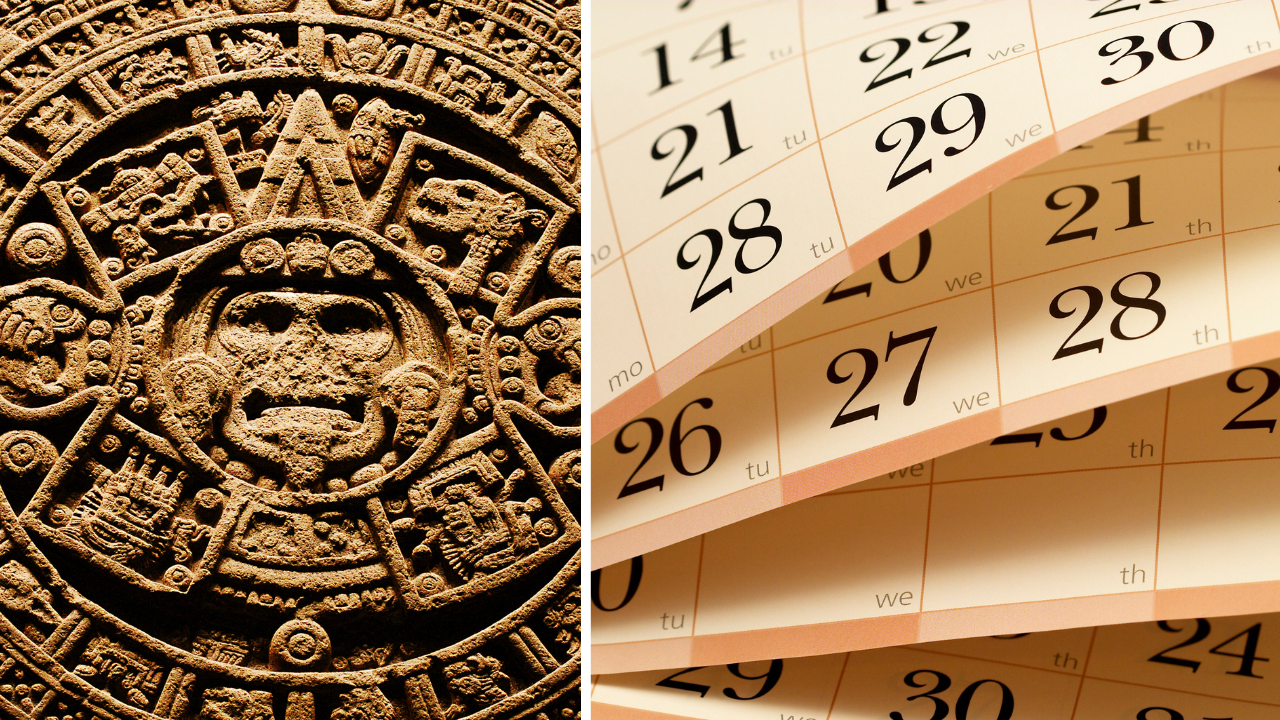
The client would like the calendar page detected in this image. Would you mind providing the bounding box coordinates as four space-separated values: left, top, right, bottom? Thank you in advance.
591 0 1280 445
592 64 1280 569
591 612 1280 720
592 360 1280 673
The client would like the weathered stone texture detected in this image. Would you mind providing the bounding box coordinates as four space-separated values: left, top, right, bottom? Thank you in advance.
0 0 580 716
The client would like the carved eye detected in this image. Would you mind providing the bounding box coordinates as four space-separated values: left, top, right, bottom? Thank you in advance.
229 300 291 335
318 302 382 337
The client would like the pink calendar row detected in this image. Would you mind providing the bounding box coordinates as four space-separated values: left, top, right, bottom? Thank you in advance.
592 611 1280 720
593 359 1280 672
592 72 1280 567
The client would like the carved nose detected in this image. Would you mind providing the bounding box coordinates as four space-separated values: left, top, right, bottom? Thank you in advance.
277 315 320 341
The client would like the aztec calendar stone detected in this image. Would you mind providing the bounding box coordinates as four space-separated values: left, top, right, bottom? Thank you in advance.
0 0 582 715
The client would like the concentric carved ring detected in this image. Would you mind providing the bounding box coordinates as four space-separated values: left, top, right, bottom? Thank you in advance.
0 1 580 718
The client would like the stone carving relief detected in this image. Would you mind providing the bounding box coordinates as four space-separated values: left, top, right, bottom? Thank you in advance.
0 0 579 718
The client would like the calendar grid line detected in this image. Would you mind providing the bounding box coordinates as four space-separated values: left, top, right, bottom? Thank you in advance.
593 622 1280 720
689 533 707 637
767 287 987 351
617 255 657 382
984 234 1212 288
1034 0 1243 53
824 479 934 496
594 578 1280 674
1152 387 1172 592
591 0 778 59
587 149 624 277
937 463 1157 487
917 460 937 613
1164 451 1280 466
1217 96 1280 102
821 651 851 720
595 53 806 151
1018 148 1220 178
769 326 785 479
800 0 991 58
631 581 1234 633
797 0 852 252
905 645 1080 680
1219 86 1234 345
1225 217 1280 235
1222 141 1280 153
695 342 774 374
988 193 1004 407
589 253 620 277
591 110 659 379
933 461 1159 486
824 444 1280 494
1087 675 1280 709
1025 0 1058 135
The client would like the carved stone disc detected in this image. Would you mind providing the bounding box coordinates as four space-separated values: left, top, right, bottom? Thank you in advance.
0 0 580 717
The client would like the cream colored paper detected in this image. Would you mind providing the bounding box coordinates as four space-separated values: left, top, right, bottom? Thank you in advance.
594 68 1280 569
592 0 1280 442
593 360 1280 672
592 612 1280 720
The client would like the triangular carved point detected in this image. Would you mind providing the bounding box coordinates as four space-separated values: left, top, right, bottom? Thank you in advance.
255 89 361 222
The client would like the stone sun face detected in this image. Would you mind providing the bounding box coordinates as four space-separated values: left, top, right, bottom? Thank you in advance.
0 1 581 718
214 291 397 476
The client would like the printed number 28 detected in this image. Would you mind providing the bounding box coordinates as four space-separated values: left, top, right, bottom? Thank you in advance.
677 198 782 312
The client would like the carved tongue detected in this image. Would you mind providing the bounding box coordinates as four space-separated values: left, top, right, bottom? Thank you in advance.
257 405 358 432
253 407 357 491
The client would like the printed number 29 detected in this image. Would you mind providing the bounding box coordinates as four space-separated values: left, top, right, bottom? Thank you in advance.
877 93 985 191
